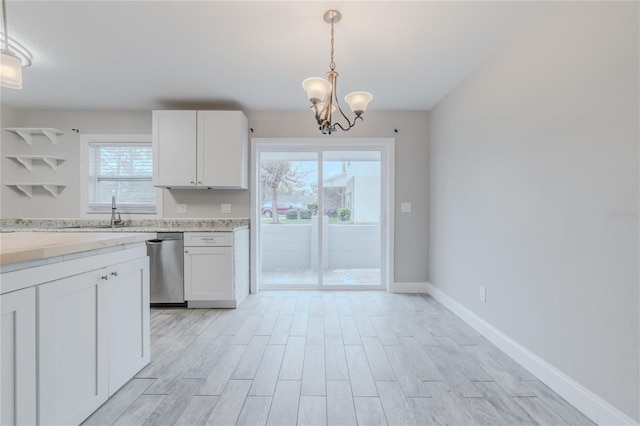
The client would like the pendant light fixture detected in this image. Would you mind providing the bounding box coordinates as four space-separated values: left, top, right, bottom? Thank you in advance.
1 0 23 89
302 10 373 135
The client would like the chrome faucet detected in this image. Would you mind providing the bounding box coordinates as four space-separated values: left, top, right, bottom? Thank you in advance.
110 195 122 226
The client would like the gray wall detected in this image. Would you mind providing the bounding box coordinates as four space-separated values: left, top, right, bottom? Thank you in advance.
1 109 152 219
0 108 429 284
246 110 428 284
428 2 639 421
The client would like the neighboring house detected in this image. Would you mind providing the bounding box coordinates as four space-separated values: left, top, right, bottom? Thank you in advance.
322 161 381 224
314 161 381 224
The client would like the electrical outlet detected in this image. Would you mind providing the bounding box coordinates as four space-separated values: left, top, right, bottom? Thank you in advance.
176 204 187 214
400 202 412 213
221 204 232 214
479 286 486 303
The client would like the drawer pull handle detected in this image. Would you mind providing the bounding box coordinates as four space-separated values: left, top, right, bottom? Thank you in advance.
185 250 189 254
101 275 109 280
110 271 119 277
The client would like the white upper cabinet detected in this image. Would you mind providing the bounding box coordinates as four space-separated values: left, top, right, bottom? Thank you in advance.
197 111 248 189
152 110 248 189
152 110 197 187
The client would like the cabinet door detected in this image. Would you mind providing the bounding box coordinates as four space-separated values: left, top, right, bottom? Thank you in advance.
197 111 248 189
153 110 197 187
184 246 234 301
105 257 150 395
1 288 36 426
38 269 108 426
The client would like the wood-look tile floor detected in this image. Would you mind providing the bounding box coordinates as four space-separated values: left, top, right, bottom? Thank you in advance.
83 291 595 426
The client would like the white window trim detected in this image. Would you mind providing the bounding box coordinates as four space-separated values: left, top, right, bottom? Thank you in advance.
80 134 164 219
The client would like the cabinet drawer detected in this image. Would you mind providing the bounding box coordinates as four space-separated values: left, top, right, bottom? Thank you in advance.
184 232 233 247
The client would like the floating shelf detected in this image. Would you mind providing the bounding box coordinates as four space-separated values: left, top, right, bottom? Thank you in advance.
5 155 66 171
4 127 65 145
5 184 66 198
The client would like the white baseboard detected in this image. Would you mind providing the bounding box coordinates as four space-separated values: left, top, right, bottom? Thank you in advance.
392 282 429 293
426 282 637 426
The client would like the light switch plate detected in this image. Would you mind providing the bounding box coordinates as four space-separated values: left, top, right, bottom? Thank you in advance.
479 286 486 303
221 204 232 214
400 202 412 213
176 204 187 214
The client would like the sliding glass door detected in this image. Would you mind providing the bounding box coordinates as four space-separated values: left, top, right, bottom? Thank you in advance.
259 151 319 286
253 139 393 291
321 151 382 286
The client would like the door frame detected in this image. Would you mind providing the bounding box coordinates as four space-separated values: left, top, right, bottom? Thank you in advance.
250 138 395 293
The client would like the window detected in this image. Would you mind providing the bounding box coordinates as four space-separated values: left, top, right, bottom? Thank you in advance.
81 134 162 216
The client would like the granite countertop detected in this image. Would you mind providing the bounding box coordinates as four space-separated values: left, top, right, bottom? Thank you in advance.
0 232 156 266
0 218 250 233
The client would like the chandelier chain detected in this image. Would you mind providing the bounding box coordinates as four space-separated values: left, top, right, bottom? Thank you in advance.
329 20 335 71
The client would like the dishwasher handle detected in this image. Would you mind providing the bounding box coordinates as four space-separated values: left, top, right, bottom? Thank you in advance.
146 239 164 245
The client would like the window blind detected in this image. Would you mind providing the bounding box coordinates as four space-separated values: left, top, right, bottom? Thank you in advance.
88 142 156 213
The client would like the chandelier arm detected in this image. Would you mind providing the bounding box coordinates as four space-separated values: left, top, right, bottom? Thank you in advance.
330 78 355 130
334 102 355 129
334 112 364 132
333 122 352 132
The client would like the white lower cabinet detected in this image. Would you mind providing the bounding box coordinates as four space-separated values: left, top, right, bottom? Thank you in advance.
184 246 234 301
0 246 150 426
1 287 36 426
183 230 249 308
106 257 150 395
38 268 109 426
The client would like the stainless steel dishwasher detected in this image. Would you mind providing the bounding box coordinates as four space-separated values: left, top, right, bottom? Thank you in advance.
146 232 186 306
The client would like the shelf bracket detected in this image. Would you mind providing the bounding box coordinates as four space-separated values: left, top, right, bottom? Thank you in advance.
14 185 33 198
42 185 63 198
42 130 60 145
42 157 64 171
13 157 33 171
15 130 33 145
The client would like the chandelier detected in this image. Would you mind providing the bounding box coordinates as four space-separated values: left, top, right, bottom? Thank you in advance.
302 10 373 135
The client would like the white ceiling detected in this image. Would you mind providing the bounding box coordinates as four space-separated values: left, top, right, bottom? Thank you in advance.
0 1 543 111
